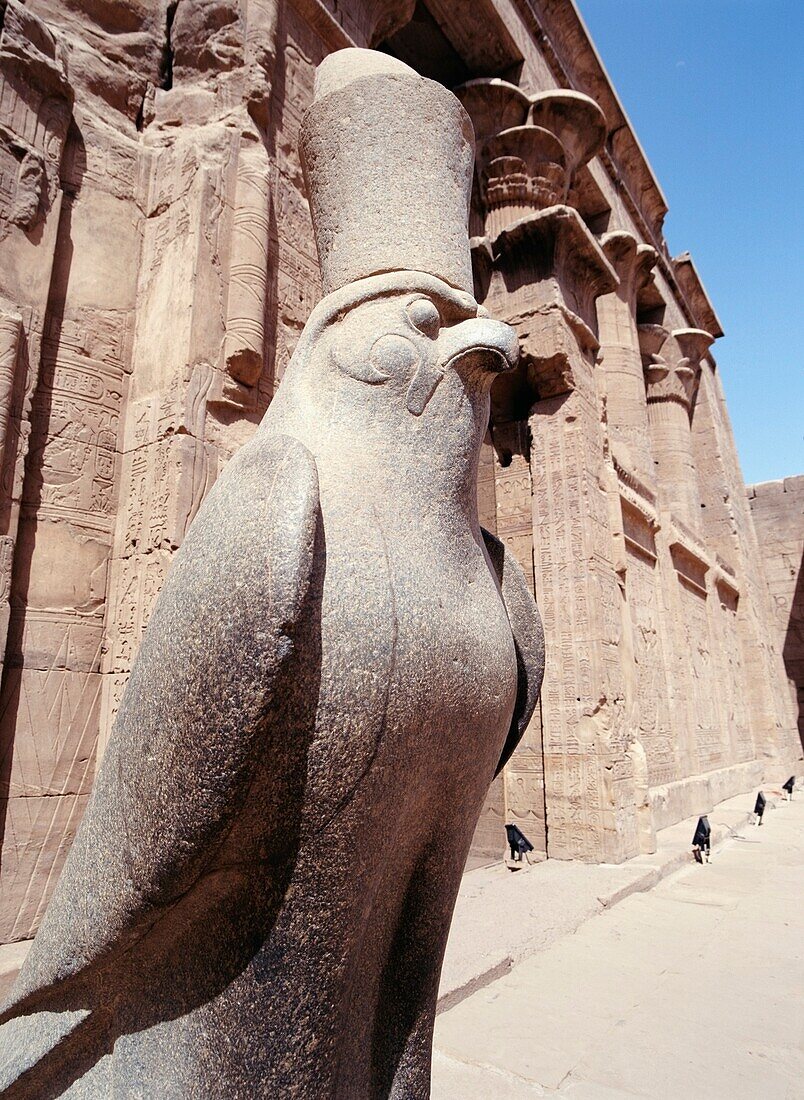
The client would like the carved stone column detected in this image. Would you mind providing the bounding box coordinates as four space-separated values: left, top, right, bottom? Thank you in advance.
640 325 714 530
221 135 273 393
459 80 641 862
598 231 657 483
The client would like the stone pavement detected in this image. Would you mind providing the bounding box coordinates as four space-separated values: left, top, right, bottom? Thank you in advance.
439 786 790 1009
432 792 804 1099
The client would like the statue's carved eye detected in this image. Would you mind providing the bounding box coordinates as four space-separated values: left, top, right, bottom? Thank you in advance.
369 334 419 380
406 298 440 338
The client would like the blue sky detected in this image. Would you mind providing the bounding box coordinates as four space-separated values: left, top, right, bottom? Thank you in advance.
575 0 803 485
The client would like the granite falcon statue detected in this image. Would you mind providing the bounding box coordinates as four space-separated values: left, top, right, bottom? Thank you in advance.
0 50 544 1098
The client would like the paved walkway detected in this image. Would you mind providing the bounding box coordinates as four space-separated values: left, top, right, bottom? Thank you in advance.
433 795 804 1098
438 786 787 1009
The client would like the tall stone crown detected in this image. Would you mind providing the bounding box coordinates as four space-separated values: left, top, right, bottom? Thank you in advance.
300 48 476 296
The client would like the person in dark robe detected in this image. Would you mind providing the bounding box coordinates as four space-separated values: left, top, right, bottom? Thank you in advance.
692 815 711 863
754 791 766 825
782 776 795 799
505 824 534 865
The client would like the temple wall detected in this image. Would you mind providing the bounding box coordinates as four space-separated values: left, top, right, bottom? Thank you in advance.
748 476 804 752
0 0 799 942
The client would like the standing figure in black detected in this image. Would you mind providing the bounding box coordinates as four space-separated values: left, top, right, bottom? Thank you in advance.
692 815 711 863
505 824 535 866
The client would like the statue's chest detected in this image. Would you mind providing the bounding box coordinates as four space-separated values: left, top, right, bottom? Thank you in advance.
315 508 516 747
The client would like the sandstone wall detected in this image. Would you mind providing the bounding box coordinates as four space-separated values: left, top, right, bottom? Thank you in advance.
748 476 804 751
0 0 798 943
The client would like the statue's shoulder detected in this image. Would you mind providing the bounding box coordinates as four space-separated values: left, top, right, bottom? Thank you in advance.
200 430 321 540
226 430 319 502
171 430 322 624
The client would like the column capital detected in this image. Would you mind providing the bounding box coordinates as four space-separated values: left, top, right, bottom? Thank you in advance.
639 325 713 411
528 90 607 179
479 125 568 230
601 231 657 305
455 78 530 144
457 81 607 236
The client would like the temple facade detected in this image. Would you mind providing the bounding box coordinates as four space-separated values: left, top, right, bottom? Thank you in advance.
0 0 799 952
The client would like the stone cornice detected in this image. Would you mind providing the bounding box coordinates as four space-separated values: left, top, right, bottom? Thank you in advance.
667 515 712 581
426 0 524 77
672 252 724 339
613 447 657 509
619 483 659 538
713 568 740 599
291 0 355 50
292 0 415 48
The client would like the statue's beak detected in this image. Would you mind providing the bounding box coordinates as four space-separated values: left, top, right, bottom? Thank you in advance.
438 317 519 376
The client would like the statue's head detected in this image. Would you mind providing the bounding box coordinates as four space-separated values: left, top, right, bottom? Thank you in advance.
284 49 517 431
287 272 517 426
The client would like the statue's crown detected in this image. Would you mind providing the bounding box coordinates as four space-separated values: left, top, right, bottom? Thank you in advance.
300 48 475 297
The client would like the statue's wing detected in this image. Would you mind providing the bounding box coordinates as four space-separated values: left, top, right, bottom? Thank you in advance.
5 432 320 1015
481 528 545 777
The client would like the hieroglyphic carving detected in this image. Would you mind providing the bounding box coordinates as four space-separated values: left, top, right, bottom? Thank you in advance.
476 431 497 535
0 296 127 940
488 422 546 849
624 513 676 786
674 573 721 773
101 357 216 746
713 581 753 763
503 717 546 853
530 388 634 861
0 649 101 942
27 351 122 527
493 421 535 592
